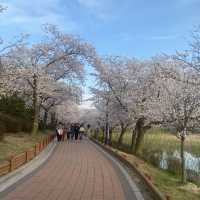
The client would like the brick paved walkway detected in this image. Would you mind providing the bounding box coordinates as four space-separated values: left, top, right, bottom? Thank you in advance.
0 140 135 200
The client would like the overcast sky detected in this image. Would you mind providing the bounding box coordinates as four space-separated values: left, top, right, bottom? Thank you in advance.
0 0 200 108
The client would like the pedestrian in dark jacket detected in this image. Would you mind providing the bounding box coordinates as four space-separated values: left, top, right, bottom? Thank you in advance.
74 123 80 140
70 123 75 140
67 125 71 140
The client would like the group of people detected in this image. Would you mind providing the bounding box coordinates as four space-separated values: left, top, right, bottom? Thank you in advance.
56 122 86 142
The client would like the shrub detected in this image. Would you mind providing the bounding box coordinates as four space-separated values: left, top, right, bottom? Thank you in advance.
0 94 33 133
0 94 33 119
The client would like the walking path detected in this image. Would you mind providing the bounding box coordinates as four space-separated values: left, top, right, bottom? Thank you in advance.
0 140 143 200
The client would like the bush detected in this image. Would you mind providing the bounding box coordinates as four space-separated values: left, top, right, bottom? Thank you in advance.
0 112 22 132
141 148 162 167
0 94 33 133
0 94 33 119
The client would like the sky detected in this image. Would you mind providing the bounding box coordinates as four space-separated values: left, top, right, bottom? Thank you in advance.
0 0 200 108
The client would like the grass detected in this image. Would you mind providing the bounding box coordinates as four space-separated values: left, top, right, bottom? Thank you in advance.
111 128 200 157
144 129 200 157
0 131 51 164
142 162 200 199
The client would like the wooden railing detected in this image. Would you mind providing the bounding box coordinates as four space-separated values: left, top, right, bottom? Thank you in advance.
0 134 55 176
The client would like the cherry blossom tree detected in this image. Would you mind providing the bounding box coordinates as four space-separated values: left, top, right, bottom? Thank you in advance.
55 101 80 125
159 27 200 183
2 24 96 135
92 56 162 154
40 82 82 128
142 54 200 184
90 86 117 144
153 27 200 183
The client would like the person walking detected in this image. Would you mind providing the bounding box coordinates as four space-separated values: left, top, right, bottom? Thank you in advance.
62 126 67 141
74 123 80 141
67 125 71 140
79 125 85 140
86 124 91 138
70 123 75 140
56 122 63 142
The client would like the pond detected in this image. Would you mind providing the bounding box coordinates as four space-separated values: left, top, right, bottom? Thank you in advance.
159 150 200 185
160 151 200 172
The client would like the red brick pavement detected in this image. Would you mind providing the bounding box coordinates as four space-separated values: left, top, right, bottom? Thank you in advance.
1 140 126 200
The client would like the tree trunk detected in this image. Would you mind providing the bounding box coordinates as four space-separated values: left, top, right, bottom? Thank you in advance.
118 124 126 146
104 128 109 145
134 118 146 155
50 112 56 128
101 127 105 143
104 105 109 145
95 128 98 139
31 74 39 135
134 128 145 155
109 127 113 145
130 128 137 152
104 119 109 145
43 109 48 128
181 135 186 184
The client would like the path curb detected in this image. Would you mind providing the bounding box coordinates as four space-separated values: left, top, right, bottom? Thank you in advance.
91 138 168 200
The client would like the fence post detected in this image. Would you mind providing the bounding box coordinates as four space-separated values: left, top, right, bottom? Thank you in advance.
10 156 14 172
42 139 44 148
39 142 41 152
40 141 43 151
166 195 171 200
35 144 37 156
26 151 29 162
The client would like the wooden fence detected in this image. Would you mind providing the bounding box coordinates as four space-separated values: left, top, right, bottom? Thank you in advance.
0 134 55 176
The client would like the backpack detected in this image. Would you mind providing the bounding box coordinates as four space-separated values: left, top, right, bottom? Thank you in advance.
80 127 85 132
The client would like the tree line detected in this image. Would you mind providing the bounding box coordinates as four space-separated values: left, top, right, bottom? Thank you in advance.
84 26 200 184
0 21 96 136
